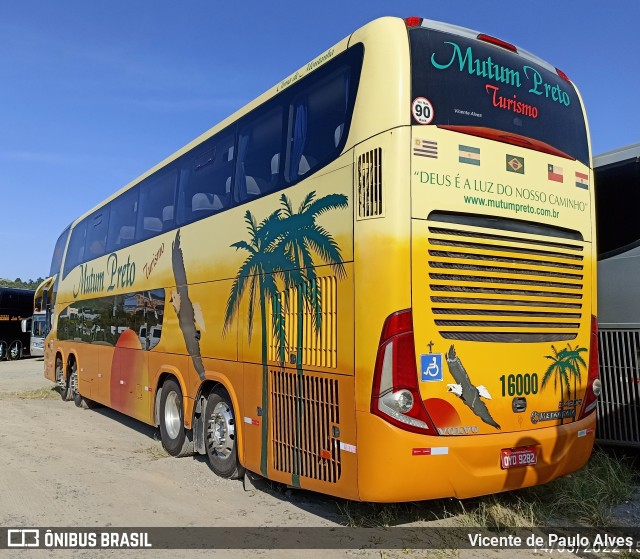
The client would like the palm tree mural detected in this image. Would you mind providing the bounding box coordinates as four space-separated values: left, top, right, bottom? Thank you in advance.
564 343 587 412
542 343 587 424
275 191 348 486
223 209 301 476
224 191 347 484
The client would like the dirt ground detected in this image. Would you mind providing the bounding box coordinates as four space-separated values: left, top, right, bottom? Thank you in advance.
0 358 611 558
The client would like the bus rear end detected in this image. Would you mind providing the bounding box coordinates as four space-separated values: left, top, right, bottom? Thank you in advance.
357 18 598 502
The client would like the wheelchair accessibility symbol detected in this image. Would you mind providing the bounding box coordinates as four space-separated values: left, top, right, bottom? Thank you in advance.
421 353 443 382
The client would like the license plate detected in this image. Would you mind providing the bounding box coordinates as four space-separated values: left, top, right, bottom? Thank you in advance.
500 445 537 469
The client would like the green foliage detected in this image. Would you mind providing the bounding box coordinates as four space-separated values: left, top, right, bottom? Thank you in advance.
0 277 45 289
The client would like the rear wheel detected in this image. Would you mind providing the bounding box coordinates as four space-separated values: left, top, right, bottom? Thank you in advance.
0 341 7 360
55 357 68 400
8 340 22 361
159 379 193 457
205 387 244 479
66 361 78 402
74 392 98 409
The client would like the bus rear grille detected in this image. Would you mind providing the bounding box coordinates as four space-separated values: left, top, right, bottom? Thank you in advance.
427 223 584 343
271 369 341 483
597 329 640 447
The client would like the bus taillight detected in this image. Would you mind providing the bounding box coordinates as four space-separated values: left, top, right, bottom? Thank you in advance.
371 309 437 435
404 16 423 27
578 315 601 420
556 68 572 83
477 33 517 53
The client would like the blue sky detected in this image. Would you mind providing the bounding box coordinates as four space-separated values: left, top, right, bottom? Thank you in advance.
2 1 638 281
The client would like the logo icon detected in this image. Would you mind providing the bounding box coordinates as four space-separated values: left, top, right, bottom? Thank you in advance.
7 529 40 548
421 353 443 382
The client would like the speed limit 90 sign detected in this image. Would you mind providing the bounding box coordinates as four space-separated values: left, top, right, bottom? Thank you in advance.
412 97 434 124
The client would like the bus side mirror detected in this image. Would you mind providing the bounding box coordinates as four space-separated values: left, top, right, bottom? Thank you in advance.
21 318 31 333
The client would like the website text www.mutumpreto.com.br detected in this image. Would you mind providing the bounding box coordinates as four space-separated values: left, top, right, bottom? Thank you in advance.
463 194 559 219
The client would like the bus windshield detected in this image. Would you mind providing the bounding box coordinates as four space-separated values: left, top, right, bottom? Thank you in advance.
32 315 47 338
410 27 589 165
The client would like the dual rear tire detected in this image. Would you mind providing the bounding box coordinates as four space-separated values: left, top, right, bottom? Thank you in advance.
0 340 21 360
158 379 243 479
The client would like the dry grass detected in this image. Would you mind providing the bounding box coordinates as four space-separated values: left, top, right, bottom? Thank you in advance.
457 448 637 528
335 448 637 529
0 386 59 400
134 444 169 461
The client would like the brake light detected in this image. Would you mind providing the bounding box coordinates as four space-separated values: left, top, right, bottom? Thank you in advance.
405 16 423 27
578 315 601 420
556 68 572 83
438 125 575 161
371 309 436 434
477 33 517 53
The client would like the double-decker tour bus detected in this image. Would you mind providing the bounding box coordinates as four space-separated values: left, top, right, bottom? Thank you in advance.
44 16 598 501
594 143 640 447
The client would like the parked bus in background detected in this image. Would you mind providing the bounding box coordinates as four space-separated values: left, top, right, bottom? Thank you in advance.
44 16 598 502
594 143 640 447
0 287 35 360
26 277 55 357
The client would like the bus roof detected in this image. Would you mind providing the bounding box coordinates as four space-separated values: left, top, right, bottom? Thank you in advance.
594 142 640 168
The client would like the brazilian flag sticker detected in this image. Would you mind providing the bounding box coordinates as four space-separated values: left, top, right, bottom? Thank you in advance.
506 155 525 174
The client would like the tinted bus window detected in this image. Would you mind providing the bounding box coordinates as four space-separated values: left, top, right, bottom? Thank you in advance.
137 167 178 240
63 220 88 278
236 106 285 201
85 207 110 261
596 159 640 257
287 66 351 182
177 132 235 225
50 226 70 277
106 186 139 253
410 28 589 165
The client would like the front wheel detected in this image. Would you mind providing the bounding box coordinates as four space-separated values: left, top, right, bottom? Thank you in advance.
8 340 22 361
159 379 193 457
205 387 244 479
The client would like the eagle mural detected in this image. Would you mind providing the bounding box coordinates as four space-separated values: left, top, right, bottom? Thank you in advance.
171 229 206 381
446 344 501 430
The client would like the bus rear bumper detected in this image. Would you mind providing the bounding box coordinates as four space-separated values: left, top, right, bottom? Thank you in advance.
355 411 596 502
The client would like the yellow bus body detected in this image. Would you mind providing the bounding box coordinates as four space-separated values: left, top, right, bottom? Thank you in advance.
44 17 596 502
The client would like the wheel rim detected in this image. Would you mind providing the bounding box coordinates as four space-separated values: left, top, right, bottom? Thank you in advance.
56 361 65 390
0 342 6 359
164 391 182 440
208 401 235 459
70 365 78 397
9 342 19 359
